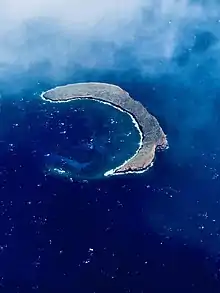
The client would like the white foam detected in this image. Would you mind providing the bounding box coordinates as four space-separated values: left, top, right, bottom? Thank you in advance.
104 161 154 177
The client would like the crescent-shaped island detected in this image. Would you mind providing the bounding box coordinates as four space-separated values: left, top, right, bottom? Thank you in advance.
41 82 168 177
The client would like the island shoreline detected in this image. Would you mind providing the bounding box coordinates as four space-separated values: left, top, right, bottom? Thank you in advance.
40 82 168 177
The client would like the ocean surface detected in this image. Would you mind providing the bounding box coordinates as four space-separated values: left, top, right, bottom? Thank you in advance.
1 67 220 293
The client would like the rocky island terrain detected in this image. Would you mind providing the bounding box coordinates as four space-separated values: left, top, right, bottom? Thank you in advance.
41 82 168 176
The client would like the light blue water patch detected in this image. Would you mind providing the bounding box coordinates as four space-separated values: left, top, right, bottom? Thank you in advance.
45 153 91 171
44 153 91 180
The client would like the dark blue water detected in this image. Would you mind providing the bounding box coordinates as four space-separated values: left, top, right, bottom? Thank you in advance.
1 69 220 293
0 95 141 181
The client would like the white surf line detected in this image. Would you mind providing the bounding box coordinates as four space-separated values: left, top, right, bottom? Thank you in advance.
104 161 154 177
40 89 146 177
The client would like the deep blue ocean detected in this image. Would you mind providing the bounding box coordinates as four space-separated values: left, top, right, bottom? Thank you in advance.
1 58 220 293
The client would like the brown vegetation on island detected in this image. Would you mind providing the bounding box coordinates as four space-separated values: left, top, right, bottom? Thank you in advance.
42 82 168 175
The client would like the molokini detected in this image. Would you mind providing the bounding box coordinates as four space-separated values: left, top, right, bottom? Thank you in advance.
41 82 168 177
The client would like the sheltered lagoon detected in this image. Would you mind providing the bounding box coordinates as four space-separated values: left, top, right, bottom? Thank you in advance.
41 82 168 180
40 97 142 180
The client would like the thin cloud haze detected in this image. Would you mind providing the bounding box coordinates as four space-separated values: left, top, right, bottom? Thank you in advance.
0 0 219 80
